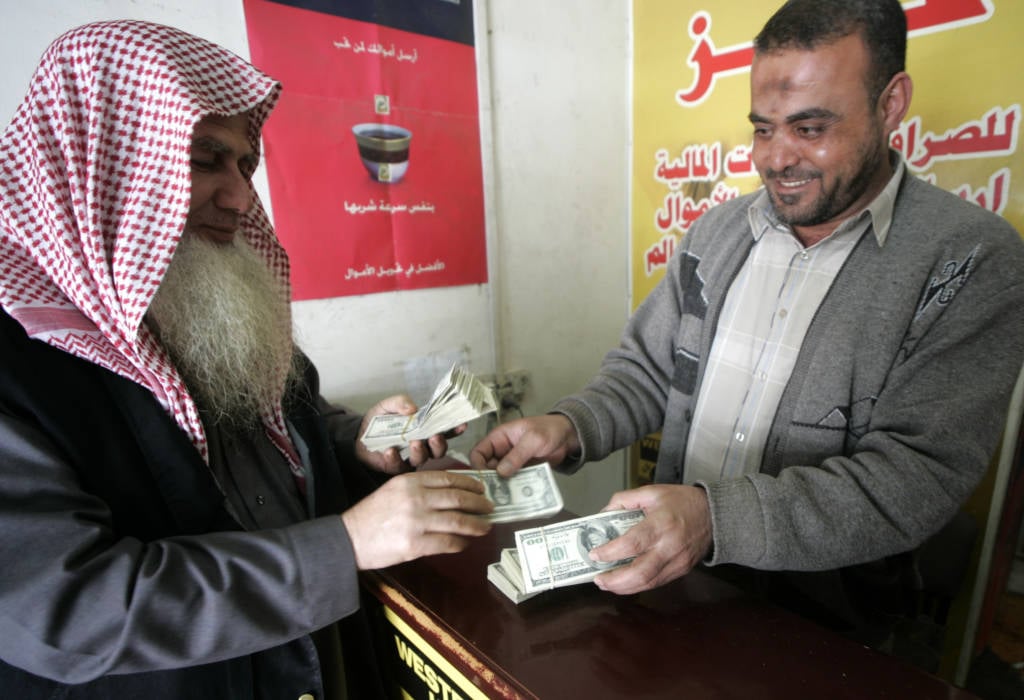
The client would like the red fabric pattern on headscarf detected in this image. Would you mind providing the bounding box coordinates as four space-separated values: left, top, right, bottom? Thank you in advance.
0 20 300 472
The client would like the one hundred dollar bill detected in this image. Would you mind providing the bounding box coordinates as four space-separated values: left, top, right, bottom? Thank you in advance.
453 463 563 523
514 509 645 594
361 413 412 440
361 364 497 458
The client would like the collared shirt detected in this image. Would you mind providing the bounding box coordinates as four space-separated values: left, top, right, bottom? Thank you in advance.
683 159 905 485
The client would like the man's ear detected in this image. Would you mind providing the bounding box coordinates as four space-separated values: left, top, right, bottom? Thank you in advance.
879 71 913 132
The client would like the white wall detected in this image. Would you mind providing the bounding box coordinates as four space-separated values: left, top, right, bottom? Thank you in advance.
1 0 630 515
482 0 631 512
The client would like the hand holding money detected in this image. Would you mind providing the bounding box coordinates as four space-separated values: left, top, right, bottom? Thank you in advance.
454 463 563 523
514 509 645 594
361 365 497 459
488 509 646 602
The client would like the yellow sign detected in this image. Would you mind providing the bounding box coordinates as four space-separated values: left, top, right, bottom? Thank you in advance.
632 0 1022 307
381 605 488 700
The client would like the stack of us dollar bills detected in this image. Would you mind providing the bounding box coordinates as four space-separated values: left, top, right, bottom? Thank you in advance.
361 364 497 458
488 509 646 604
488 548 540 603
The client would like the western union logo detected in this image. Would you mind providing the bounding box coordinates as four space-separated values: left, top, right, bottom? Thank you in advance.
383 606 488 700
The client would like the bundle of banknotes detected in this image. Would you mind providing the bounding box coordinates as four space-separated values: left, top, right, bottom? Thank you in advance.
361 364 497 458
488 549 540 603
488 509 646 603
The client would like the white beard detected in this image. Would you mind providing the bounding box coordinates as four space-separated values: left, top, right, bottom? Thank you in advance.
146 233 296 430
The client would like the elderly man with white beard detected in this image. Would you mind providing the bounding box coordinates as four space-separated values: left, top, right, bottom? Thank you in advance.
0 21 492 700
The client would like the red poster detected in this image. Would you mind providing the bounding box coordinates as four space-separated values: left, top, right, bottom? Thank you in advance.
243 0 487 300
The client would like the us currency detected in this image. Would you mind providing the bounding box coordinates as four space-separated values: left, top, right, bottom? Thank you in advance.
361 364 497 457
487 561 539 604
454 463 563 523
514 509 645 594
500 547 524 589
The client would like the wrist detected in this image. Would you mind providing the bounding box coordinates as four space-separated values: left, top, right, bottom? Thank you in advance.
695 483 714 562
550 412 582 462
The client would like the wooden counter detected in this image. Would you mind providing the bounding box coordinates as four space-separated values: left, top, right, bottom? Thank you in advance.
361 514 977 699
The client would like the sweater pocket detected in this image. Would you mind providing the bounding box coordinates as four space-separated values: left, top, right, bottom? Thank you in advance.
768 395 875 473
671 347 700 395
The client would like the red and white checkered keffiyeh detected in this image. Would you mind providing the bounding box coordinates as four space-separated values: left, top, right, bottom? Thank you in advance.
0 20 301 469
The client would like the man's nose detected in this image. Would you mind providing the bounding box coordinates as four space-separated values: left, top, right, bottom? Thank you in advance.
214 169 253 213
765 134 800 173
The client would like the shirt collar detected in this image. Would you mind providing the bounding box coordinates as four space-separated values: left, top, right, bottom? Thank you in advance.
748 151 905 247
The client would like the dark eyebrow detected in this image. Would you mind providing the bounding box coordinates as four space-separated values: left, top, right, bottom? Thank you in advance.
192 136 259 170
192 135 231 154
784 108 837 123
748 108 837 125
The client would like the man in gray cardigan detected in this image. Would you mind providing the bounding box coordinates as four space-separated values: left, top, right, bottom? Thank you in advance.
472 0 1024 641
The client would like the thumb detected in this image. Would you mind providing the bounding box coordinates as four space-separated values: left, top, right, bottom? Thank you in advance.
371 394 417 417
495 440 538 477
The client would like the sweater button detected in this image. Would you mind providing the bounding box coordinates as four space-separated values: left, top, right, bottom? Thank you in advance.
298 694 315 700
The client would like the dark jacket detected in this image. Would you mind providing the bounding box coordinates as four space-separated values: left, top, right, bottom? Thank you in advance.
0 308 387 699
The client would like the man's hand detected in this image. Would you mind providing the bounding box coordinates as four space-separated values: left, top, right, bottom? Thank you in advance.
469 414 581 477
340 470 494 570
356 394 466 473
587 484 712 595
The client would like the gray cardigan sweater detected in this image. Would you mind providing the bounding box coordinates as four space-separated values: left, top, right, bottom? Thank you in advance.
554 173 1024 574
